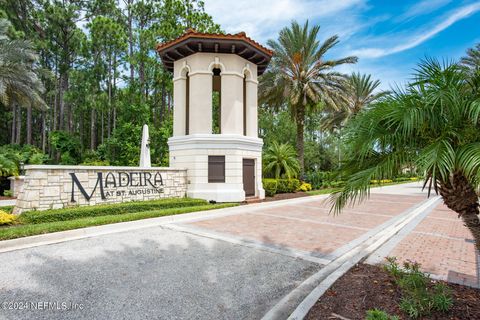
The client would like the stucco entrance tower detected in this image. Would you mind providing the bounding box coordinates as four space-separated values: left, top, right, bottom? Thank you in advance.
157 30 272 202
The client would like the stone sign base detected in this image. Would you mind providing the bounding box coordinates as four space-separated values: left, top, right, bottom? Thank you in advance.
14 165 187 214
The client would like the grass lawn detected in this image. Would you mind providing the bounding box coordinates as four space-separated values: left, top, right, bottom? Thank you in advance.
306 188 341 196
0 198 237 241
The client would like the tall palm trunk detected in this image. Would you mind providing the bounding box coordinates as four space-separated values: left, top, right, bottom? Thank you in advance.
295 106 305 175
439 171 480 250
26 105 32 145
16 106 22 144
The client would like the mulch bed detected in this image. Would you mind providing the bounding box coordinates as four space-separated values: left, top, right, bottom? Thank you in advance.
306 263 480 320
0 196 15 200
263 192 310 202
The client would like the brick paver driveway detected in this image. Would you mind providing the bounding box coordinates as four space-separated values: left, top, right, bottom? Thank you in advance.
385 202 479 287
182 193 425 262
172 182 479 287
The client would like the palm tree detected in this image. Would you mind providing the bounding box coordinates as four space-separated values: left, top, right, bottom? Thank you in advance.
321 72 387 131
460 43 480 93
0 19 46 144
263 142 300 179
460 43 480 71
331 58 480 250
260 21 357 174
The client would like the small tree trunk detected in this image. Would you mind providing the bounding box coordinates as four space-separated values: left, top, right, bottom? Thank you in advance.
58 73 65 130
113 52 117 132
160 83 165 123
11 105 16 144
101 110 104 144
295 107 305 175
127 0 134 84
107 55 112 138
439 171 480 250
41 111 46 153
26 105 32 145
90 108 96 150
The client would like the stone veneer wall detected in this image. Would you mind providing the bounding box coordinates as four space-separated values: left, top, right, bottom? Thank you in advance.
14 165 187 214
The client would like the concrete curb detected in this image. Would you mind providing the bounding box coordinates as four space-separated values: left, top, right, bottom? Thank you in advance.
261 196 441 320
0 193 331 254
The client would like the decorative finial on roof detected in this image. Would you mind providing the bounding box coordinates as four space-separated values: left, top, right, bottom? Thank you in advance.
185 28 196 34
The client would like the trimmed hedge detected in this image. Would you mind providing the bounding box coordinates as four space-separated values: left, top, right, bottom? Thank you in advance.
263 179 278 197
276 179 301 193
19 198 208 224
263 178 301 196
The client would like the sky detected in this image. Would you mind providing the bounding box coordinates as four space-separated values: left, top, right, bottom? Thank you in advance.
203 0 480 90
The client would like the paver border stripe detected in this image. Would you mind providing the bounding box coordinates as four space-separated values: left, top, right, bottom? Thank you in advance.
165 223 332 265
249 212 370 231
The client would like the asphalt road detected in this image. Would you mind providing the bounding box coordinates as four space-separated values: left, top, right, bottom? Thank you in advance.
0 226 320 320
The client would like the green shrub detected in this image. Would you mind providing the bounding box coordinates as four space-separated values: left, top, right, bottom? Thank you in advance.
263 179 278 197
0 210 16 225
384 257 452 319
370 179 393 184
20 198 208 224
3 190 13 197
276 179 300 193
366 309 399 320
329 180 345 188
0 206 14 213
49 131 82 164
298 182 312 192
0 144 48 177
304 171 333 189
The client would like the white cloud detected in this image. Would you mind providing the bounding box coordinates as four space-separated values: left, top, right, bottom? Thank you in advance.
398 0 452 20
351 2 480 59
203 0 366 43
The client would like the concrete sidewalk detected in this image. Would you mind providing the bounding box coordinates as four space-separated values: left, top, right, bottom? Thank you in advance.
0 199 16 206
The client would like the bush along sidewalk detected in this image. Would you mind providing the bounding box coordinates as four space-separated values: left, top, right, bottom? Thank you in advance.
19 198 208 224
383 257 452 319
262 175 416 197
0 198 238 241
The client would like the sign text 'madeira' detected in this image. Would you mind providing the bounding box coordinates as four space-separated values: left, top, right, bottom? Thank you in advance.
70 171 164 202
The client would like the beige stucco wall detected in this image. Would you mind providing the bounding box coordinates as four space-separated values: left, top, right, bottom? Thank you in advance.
172 53 258 137
14 165 187 214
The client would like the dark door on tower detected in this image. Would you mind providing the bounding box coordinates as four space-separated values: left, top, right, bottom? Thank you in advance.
243 159 255 197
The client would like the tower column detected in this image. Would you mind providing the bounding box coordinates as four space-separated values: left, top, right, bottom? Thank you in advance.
172 77 186 136
189 72 212 134
221 74 243 135
245 79 258 137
